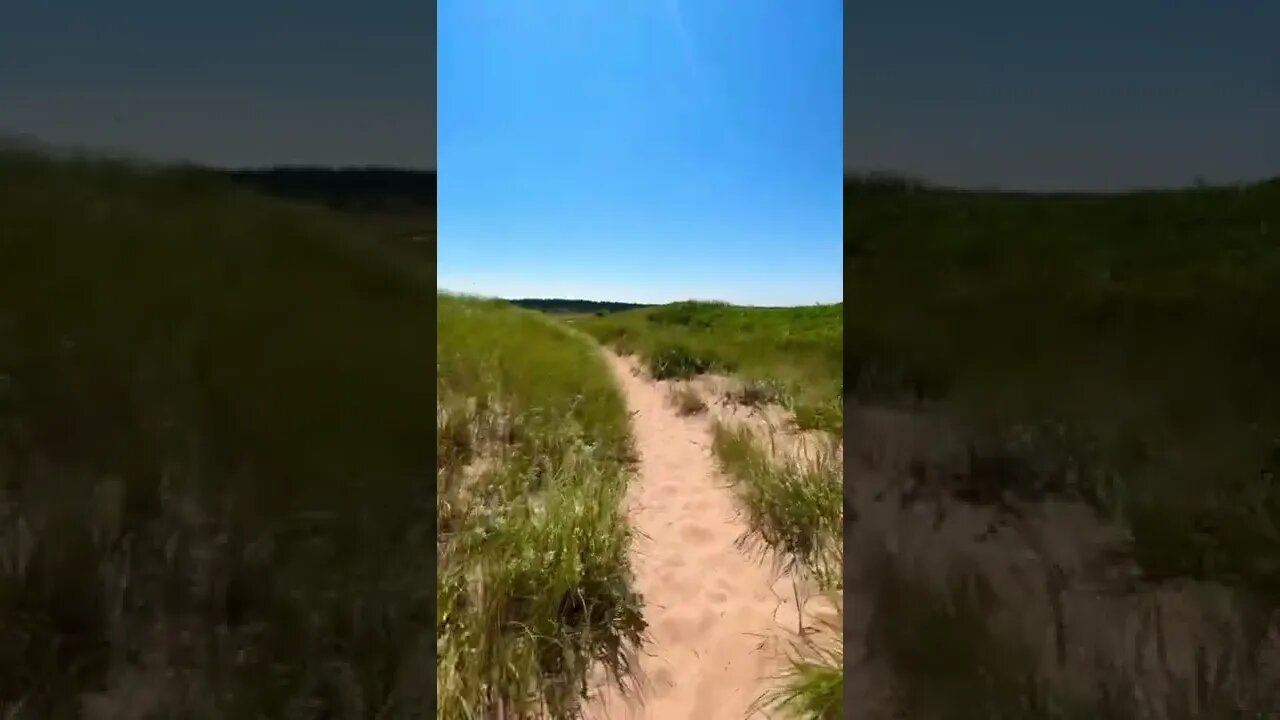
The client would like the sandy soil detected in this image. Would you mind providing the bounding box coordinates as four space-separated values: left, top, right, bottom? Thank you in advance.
841 403 1280 716
584 353 820 720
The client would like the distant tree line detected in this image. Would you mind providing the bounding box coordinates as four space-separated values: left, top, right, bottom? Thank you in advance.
219 167 436 215
508 298 652 315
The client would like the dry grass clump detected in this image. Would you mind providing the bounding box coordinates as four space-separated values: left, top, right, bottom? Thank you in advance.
667 384 708 416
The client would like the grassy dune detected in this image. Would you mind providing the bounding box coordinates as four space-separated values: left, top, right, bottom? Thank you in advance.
436 295 643 717
0 149 437 717
845 174 1280 715
578 301 843 433
575 299 846 718
711 425 842 591
846 175 1280 601
713 424 844 720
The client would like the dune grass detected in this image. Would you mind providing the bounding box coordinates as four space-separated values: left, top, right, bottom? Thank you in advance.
845 174 1280 717
577 301 843 433
845 175 1280 605
710 422 843 719
754 606 844 720
436 294 644 718
0 149 438 717
865 557 1075 720
710 424 842 591
865 552 1273 720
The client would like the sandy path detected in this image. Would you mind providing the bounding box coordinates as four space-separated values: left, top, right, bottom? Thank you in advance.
585 353 802 720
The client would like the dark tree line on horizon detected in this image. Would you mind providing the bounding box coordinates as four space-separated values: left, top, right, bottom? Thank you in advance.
220 167 436 215
508 298 652 315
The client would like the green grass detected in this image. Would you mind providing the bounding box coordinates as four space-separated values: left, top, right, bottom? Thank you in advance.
845 175 1280 604
866 550 1269 720
866 557 1079 720
666 384 708 416
578 301 843 433
0 149 437 716
507 298 652 315
710 422 843 719
753 600 844 720
846 174 1280 717
710 424 842 590
436 294 644 718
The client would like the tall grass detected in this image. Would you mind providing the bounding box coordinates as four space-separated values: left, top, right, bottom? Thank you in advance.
864 551 1276 719
845 177 1280 604
753 599 844 720
436 295 645 718
710 424 842 591
578 302 843 433
866 558 1072 720
845 176 1280 717
710 423 843 719
0 149 436 716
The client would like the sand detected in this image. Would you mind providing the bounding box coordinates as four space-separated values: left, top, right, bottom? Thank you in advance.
584 353 815 720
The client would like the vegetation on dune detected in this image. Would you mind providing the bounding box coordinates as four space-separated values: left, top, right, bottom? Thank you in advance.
845 175 1280 602
569 297 847 716
754 607 844 720
216 166 436 264
578 301 844 433
866 554 1272 719
711 422 844 720
867 559 1076 720
576 298 845 717
436 295 644 718
845 174 1280 716
219 166 435 215
710 424 843 592
0 149 436 717
508 298 653 316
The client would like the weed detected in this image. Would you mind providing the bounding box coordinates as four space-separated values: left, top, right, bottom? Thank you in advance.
667 384 708 416
865 552 1078 720
728 378 784 408
710 422 842 593
792 397 844 434
863 546 1280 719
754 598 844 720
646 342 716 380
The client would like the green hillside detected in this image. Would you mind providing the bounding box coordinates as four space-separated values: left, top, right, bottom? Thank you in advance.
0 148 436 717
579 301 843 432
844 173 1280 600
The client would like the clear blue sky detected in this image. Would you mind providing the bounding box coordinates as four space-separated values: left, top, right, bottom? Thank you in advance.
848 1 1280 192
437 1 844 307
0 2 434 168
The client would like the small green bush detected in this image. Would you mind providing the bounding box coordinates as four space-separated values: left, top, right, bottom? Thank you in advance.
647 342 716 379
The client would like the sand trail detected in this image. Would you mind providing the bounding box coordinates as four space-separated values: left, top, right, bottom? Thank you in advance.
585 353 817 720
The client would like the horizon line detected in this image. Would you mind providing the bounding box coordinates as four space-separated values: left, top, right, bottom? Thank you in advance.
438 289 843 309
844 169 1280 196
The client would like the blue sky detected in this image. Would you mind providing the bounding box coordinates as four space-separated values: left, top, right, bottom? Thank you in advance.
0 2 434 167
437 1 843 306
6 0 1272 297
848 1 1280 191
